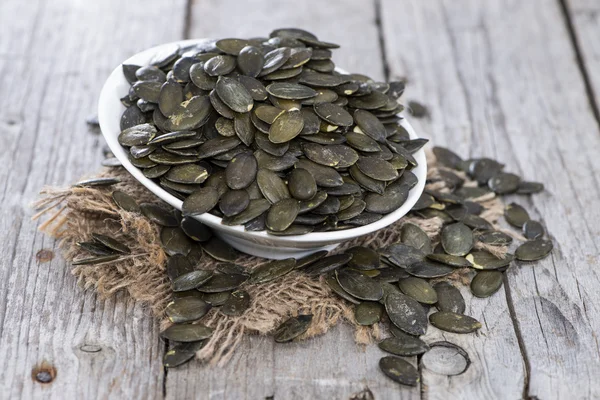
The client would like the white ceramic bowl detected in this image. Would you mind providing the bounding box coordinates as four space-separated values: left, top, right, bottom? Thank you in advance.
99 39 427 259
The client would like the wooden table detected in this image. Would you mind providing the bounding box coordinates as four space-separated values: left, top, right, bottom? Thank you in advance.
2 0 600 398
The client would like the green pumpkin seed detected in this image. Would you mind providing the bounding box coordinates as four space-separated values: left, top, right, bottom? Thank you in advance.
165 297 211 323
505 202 530 228
190 63 217 90
91 233 130 254
515 239 553 261
160 227 192 256
398 277 438 304
441 222 473 256
401 223 432 254
180 216 212 242
181 187 219 216
197 137 242 159
355 301 383 325
406 261 454 278
269 109 304 143
523 220 545 240
221 290 251 316
204 55 237 76
274 314 313 343
477 231 513 246
302 143 341 167
462 214 494 231
112 190 140 213
429 311 482 334
255 105 285 124
266 198 300 232
225 152 258 190
304 253 352 275
260 47 292 76
336 269 383 301
216 76 254 113
251 258 296 283
73 177 121 188
364 185 409 214
166 254 194 281
199 291 231 306
237 45 264 77
221 199 271 226
378 336 429 356
239 76 268 101
76 241 115 256
385 292 428 336
379 356 419 386
325 273 360 304
346 246 380 270
219 190 250 217
466 251 514 270
382 243 425 267
469 158 504 185
72 254 120 265
256 169 290 204
517 181 544 194
426 253 472 267
295 250 329 270
197 273 248 293
164 341 206 368
172 270 214 292
160 323 213 342
471 270 503 298
201 236 238 262
295 159 343 188
488 172 520 194
143 164 171 179
165 164 208 185
314 102 353 126
433 282 465 314
266 82 317 100
287 168 317 200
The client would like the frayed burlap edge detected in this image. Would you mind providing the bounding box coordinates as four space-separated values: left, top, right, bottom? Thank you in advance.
32 151 517 366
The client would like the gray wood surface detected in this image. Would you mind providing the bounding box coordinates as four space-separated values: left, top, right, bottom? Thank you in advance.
1 0 600 398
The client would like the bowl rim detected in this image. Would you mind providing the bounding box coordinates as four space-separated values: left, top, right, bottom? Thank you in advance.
98 38 427 244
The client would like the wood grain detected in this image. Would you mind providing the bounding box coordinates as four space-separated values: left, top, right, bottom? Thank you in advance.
380 0 600 398
0 0 187 397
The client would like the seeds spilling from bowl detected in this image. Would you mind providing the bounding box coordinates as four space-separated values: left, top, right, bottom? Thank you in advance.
117 28 424 234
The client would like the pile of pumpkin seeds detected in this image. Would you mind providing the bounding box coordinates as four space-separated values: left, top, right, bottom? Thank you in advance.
76 140 552 383
116 28 425 235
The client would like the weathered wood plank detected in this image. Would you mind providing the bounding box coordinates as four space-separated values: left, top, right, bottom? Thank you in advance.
567 0 600 122
381 0 600 399
0 0 187 398
166 1 418 399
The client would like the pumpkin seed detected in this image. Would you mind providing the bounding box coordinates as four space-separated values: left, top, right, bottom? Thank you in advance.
218 190 250 217
477 231 513 246
274 314 313 343
429 311 481 334
266 82 317 100
401 223 432 254
515 239 553 261
222 199 271 226
251 258 296 283
336 269 383 301
488 172 520 194
385 292 428 336
471 270 503 298
314 102 353 126
181 187 219 216
266 198 300 232
166 254 194 281
199 291 231 306
294 250 329 269
165 164 208 185
378 336 429 357
180 216 212 242
160 227 192 256
164 341 206 368
73 177 121 188
433 282 465 314
426 253 472 268
355 301 383 325
295 159 343 188
523 220 545 240
197 273 248 293
216 76 254 113
237 46 264 77
288 168 317 200
112 190 140 213
91 233 130 254
221 290 251 316
304 253 352 275
346 246 380 270
382 243 425 267
201 236 238 262
76 241 115 256
467 251 514 270
504 202 530 228
269 109 304 143
517 181 544 194
441 222 473 256
160 323 213 342
165 297 211 323
406 261 454 278
398 277 437 304
172 270 214 292
379 356 419 386
72 254 120 266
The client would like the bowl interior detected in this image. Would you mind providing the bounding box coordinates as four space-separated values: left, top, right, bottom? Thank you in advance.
98 39 427 244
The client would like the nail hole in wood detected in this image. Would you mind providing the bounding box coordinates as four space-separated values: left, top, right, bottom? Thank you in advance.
420 341 470 376
80 344 102 353
31 362 57 384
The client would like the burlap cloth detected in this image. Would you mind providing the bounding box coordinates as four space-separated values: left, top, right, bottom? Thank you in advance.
32 151 512 366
